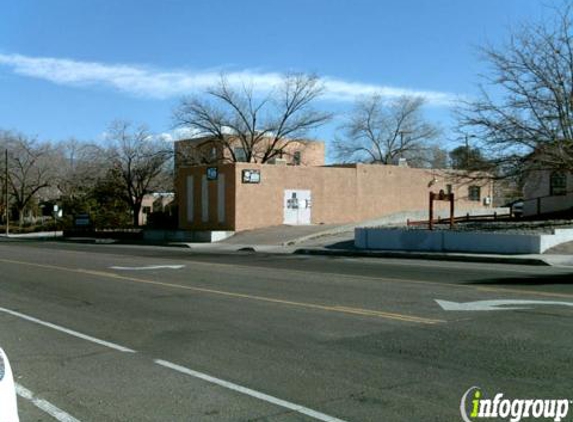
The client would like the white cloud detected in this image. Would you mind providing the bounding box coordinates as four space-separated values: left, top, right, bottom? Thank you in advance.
0 53 455 106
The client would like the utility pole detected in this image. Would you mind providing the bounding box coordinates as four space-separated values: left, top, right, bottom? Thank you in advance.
464 134 476 169
465 134 470 169
4 149 8 237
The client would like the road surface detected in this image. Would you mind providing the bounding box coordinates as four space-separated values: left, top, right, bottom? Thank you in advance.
0 241 572 421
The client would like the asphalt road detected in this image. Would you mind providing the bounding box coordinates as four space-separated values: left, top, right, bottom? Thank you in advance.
1 241 572 422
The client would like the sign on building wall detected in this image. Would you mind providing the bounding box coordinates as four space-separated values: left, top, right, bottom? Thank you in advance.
206 167 218 181
242 169 261 184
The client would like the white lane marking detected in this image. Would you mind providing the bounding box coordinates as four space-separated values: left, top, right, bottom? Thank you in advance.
16 383 82 422
0 306 348 422
109 265 185 271
0 307 136 353
154 359 350 422
435 299 573 311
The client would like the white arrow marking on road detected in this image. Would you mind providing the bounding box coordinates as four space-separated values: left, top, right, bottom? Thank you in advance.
436 299 573 311
109 265 185 271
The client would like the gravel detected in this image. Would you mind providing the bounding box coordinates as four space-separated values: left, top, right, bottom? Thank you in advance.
382 219 573 235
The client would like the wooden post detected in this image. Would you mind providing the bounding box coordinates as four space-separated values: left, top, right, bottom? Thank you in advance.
429 192 434 230
449 193 455 229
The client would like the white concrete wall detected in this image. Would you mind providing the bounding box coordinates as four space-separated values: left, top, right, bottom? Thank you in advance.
355 227 573 254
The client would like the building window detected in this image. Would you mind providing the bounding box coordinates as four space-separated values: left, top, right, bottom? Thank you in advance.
293 151 302 166
550 171 567 196
234 147 248 162
468 186 481 201
142 206 151 214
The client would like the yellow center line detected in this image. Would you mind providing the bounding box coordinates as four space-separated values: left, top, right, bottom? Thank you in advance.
3 244 571 300
202 260 573 300
0 258 444 325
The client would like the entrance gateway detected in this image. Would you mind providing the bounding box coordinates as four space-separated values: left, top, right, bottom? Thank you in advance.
283 190 311 225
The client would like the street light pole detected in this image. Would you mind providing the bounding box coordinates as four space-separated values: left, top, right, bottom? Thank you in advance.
398 130 412 163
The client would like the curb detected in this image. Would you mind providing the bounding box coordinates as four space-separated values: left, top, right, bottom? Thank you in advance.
281 226 354 246
293 248 551 266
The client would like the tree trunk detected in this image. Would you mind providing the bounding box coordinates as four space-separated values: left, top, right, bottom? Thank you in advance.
132 202 142 227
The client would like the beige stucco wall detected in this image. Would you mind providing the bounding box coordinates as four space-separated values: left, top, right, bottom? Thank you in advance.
177 163 493 232
233 164 492 231
177 164 237 230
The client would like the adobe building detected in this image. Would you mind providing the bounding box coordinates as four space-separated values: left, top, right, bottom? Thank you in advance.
175 135 325 167
138 192 175 226
175 138 494 232
523 169 572 216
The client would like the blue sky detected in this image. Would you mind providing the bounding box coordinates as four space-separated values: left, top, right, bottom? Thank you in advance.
0 0 553 154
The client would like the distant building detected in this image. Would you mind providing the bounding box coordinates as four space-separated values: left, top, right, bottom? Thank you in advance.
174 135 325 167
523 169 572 216
138 192 175 226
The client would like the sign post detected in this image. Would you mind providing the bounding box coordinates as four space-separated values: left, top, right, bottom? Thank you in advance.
429 190 455 230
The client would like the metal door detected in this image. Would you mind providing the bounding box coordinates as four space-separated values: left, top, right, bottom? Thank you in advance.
284 190 311 225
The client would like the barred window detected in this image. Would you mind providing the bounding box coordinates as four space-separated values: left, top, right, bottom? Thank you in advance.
293 151 302 165
468 186 481 201
234 147 248 162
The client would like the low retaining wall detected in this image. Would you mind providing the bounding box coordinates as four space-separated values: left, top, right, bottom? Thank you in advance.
355 227 573 254
143 230 234 243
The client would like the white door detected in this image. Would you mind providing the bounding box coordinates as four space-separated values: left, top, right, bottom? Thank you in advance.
284 190 311 225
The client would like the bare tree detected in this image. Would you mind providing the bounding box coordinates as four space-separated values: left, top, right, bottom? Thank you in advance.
457 3 573 177
105 121 173 227
54 138 105 200
173 73 331 163
332 95 440 164
409 144 449 168
0 131 55 226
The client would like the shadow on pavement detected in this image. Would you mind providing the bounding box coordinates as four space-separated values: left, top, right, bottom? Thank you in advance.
324 240 356 250
466 272 573 286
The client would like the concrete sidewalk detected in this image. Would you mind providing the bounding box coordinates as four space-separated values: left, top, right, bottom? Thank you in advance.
0 231 63 240
219 224 342 246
